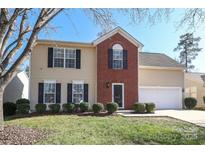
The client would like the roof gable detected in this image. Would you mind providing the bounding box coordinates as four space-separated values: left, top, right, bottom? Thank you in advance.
93 27 143 48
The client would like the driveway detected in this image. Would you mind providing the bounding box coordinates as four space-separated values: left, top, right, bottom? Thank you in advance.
118 110 205 127
156 110 205 127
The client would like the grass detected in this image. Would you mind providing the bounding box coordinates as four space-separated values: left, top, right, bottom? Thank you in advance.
5 115 205 145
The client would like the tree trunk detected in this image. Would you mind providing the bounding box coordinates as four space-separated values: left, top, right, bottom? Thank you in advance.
0 87 4 131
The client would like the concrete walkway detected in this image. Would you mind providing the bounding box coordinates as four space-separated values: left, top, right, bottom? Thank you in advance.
118 110 205 127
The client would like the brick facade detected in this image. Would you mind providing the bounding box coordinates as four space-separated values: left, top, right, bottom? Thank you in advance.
97 33 139 109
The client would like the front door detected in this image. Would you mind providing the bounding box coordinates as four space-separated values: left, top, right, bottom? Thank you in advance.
112 83 124 108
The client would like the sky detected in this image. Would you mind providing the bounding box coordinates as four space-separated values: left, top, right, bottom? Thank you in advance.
38 9 205 73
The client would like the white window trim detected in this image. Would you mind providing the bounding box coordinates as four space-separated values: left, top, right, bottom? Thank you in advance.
43 80 56 104
72 80 84 103
53 47 77 68
112 50 123 69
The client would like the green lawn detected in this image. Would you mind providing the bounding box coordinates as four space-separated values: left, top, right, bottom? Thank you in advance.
5 115 205 144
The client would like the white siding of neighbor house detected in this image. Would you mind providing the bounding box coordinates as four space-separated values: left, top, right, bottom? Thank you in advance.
3 71 29 103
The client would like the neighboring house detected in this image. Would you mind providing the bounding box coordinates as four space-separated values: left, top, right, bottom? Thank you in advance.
30 27 185 110
185 72 205 107
3 71 29 103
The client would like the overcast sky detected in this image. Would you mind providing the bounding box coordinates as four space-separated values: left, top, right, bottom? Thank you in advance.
38 9 205 73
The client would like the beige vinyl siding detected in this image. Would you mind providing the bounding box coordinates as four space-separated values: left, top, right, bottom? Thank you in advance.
185 74 205 107
139 67 184 87
30 43 96 110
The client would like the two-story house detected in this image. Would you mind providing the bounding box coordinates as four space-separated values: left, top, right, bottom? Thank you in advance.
29 27 184 110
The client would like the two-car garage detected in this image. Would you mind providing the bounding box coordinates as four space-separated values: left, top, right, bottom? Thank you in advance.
139 86 183 109
139 52 184 110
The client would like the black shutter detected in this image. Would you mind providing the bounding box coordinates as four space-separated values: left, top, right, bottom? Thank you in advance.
48 47 53 67
38 83 44 103
123 50 128 69
56 83 61 103
76 49 81 69
108 49 113 69
67 83 72 103
84 84 88 102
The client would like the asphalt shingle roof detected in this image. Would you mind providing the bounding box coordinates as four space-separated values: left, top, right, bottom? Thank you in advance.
139 52 184 68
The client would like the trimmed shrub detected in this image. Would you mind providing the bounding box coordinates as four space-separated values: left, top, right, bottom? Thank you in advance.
106 102 118 114
133 103 146 113
92 103 104 114
145 103 156 113
35 104 46 114
48 104 60 113
62 103 75 113
17 103 30 114
3 102 17 116
74 103 80 113
184 97 197 109
79 102 89 112
16 98 30 105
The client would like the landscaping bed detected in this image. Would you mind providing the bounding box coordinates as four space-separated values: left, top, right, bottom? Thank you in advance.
0 125 48 145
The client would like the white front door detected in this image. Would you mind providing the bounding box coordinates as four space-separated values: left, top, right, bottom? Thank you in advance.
139 86 182 109
112 83 124 109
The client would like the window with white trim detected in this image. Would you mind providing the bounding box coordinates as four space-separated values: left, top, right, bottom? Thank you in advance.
44 81 56 103
53 48 76 68
112 44 123 69
65 49 76 68
53 48 64 67
72 83 84 103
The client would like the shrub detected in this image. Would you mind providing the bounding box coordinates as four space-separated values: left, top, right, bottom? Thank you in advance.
62 103 75 113
35 104 46 114
17 103 30 114
3 102 17 116
79 102 89 112
106 102 118 114
74 103 80 113
133 103 146 113
92 103 104 113
16 98 30 105
145 103 156 113
48 104 60 113
184 97 197 109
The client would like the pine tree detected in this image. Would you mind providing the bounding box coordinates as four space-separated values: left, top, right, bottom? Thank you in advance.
174 33 202 72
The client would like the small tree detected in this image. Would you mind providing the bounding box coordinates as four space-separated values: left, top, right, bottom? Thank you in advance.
174 33 202 72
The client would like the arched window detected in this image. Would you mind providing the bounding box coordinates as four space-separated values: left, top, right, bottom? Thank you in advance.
112 44 123 69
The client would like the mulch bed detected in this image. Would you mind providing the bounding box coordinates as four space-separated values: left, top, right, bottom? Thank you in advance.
5 111 116 121
0 125 48 145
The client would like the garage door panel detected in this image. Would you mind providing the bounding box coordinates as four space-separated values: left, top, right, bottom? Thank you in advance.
139 87 182 109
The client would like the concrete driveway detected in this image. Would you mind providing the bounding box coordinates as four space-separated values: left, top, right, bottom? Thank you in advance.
156 110 205 127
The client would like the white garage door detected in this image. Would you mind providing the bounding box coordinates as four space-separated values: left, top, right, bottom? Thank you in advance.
139 87 182 109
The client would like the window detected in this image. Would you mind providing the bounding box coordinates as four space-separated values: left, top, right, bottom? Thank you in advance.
112 44 123 69
53 48 64 67
65 49 76 68
53 48 76 68
44 81 56 103
72 83 84 103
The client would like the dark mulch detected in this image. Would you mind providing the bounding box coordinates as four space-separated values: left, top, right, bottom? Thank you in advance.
0 125 48 145
5 111 116 121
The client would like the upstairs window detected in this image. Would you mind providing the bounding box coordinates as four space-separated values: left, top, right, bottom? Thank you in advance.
53 48 64 67
65 49 76 68
112 44 123 69
52 48 79 69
